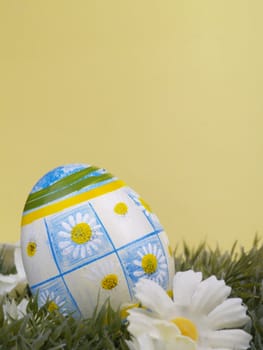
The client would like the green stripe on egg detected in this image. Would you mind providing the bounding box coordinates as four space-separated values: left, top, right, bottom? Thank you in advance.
24 171 114 212
27 166 100 202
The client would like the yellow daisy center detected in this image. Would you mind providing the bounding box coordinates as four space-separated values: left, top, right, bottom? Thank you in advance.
27 241 37 257
47 301 59 312
139 198 152 212
171 317 198 341
141 253 158 274
120 303 140 319
114 202 128 215
71 222 92 244
167 289 173 299
101 273 119 290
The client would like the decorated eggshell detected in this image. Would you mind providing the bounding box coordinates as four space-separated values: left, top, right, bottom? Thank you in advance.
21 164 174 317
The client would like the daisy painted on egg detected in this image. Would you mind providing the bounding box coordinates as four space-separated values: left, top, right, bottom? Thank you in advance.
86 259 121 293
39 289 67 315
133 243 168 284
58 212 103 259
83 256 132 313
23 231 40 258
126 189 161 229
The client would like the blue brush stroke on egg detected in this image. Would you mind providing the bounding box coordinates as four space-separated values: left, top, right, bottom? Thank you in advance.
31 164 88 193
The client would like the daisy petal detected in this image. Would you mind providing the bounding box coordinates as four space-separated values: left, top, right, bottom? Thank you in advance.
159 256 166 263
134 260 142 267
173 270 202 307
134 270 144 277
0 275 18 295
207 298 250 329
142 246 148 255
59 241 71 249
3 299 27 320
135 279 175 318
205 329 252 349
90 242 98 251
128 309 160 337
166 336 196 350
153 318 182 338
62 222 72 231
89 218 98 226
68 215 75 227
83 213 90 222
191 276 231 314
76 212 82 223
126 334 155 350
62 245 74 256
126 339 143 350
93 225 101 231
58 231 70 238
86 246 92 255
128 309 196 350
81 245 86 258
17 298 29 318
73 246 80 259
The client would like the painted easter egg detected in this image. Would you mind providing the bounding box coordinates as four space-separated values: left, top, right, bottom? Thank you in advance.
21 164 174 317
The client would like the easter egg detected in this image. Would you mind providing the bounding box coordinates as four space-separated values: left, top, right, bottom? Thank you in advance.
21 164 174 317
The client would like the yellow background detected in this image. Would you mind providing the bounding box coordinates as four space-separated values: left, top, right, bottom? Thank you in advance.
1 1 263 250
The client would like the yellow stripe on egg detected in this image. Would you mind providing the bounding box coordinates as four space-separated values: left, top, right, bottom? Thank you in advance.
21 179 125 226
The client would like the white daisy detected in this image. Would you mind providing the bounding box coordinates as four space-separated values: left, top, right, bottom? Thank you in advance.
2 298 28 321
58 212 103 259
0 245 27 296
126 309 196 350
39 289 67 314
133 243 168 284
127 270 252 350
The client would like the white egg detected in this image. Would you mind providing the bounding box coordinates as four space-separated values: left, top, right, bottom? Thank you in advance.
21 164 174 317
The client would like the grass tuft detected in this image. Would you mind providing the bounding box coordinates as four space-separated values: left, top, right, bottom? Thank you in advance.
0 237 262 349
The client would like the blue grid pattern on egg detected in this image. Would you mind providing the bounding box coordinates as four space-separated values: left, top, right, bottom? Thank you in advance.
29 190 171 317
30 229 169 316
30 230 168 309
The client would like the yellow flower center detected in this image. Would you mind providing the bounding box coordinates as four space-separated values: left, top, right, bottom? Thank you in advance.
171 317 198 341
47 301 59 312
139 198 152 212
141 253 158 274
114 202 128 215
71 223 92 244
167 289 173 299
120 303 140 319
101 273 119 290
27 242 37 257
